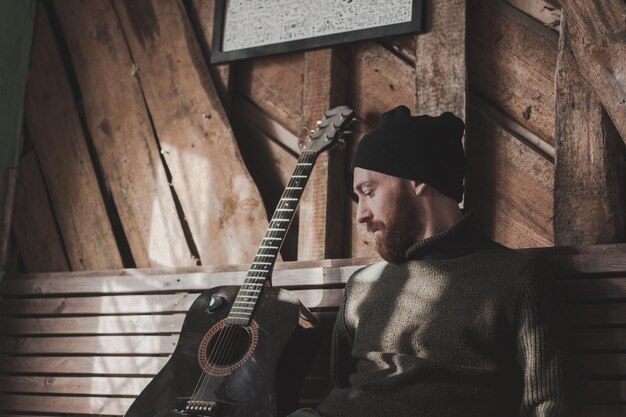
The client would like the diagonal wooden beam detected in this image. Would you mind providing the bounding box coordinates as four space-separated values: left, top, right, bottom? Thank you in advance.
559 0 626 144
554 11 626 245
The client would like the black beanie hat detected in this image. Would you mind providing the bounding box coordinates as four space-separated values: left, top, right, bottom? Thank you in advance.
351 105 466 203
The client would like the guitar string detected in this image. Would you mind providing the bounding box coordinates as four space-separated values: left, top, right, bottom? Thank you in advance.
196 151 316 401
194 152 315 403
190 151 316 405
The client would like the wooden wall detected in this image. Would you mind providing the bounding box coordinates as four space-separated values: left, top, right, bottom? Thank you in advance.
8 0 626 274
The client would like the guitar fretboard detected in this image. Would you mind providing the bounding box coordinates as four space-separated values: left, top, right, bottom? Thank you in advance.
227 150 318 325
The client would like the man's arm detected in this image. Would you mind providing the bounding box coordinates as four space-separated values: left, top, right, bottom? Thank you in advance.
330 292 356 388
516 261 572 417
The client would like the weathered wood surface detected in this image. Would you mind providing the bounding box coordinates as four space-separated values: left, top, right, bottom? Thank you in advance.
468 0 558 145
54 0 194 268
11 151 68 272
505 0 561 29
465 109 554 248
230 102 299 260
187 0 231 107
114 0 268 265
234 53 305 136
349 41 415 258
560 0 626 144
554 13 626 245
415 0 466 120
298 48 349 260
24 5 122 271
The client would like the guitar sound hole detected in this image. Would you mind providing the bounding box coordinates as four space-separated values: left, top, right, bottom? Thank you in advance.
198 320 259 376
205 325 250 366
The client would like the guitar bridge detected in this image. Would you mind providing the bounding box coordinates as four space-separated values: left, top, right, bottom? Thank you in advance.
175 398 235 416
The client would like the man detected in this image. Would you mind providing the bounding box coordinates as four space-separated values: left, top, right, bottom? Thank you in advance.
289 106 570 417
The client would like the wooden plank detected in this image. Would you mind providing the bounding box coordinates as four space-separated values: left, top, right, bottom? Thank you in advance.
298 47 349 260
415 0 466 120
230 103 299 260
465 108 554 248
0 375 150 396
234 53 305 136
581 380 626 402
0 355 168 376
0 314 187 335
557 277 626 302
24 5 122 271
187 0 231 107
468 0 558 145
553 9 626 246
505 0 561 29
577 354 626 376
575 405 626 417
4 327 619 355
560 0 626 144
349 41 415 258
570 304 626 327
11 151 68 272
574 328 626 351
53 0 194 268
114 0 268 265
2 335 178 355
0 288 344 317
0 394 132 415
0 263 362 296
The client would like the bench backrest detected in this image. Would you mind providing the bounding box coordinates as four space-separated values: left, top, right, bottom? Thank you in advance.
0 246 624 416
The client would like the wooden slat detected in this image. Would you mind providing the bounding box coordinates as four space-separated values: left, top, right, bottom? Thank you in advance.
577 354 626 376
24 4 122 271
0 265 362 296
569 303 626 326
575 405 626 417
0 375 150 396
415 0 466 120
557 277 626 301
2 335 178 355
297 47 349 261
114 0 268 266
12 151 68 272
0 314 187 335
53 0 194 268
465 108 554 248
468 0 558 145
0 288 345 316
574 328 626 351
0 356 168 376
560 0 626 144
0 394 132 415
553 10 626 246
4 327 620 355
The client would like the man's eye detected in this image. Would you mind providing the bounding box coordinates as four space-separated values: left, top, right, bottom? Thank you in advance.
364 190 373 197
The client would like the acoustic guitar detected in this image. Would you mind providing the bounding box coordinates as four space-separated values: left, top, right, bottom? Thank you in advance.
125 106 356 417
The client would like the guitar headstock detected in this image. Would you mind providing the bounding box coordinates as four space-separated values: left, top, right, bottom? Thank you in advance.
301 106 356 154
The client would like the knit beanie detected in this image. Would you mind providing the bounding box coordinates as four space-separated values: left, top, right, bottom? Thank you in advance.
351 105 466 202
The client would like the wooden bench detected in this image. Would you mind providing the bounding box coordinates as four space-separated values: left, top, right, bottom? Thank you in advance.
0 245 624 416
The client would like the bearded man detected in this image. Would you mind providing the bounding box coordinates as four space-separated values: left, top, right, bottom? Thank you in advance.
288 106 571 417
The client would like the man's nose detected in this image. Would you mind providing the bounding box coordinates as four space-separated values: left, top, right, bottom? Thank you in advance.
356 201 372 224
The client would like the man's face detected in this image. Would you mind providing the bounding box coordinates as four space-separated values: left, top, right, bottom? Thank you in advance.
353 167 423 262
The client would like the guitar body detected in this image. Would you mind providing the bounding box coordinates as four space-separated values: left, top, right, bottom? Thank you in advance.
125 286 321 417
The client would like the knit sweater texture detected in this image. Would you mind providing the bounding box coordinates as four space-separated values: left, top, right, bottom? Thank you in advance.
317 213 570 417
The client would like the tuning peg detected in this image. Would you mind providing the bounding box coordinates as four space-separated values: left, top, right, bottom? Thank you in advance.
342 130 354 135
316 120 322 127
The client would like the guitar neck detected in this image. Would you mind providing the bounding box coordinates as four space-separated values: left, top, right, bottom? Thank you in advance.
227 150 318 324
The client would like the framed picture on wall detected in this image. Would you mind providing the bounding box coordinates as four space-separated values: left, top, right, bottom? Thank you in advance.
211 0 426 64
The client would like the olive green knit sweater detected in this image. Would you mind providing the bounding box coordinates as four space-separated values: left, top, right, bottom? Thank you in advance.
317 214 570 417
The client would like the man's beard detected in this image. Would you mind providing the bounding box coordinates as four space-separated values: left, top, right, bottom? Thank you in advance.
367 196 422 263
